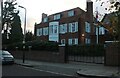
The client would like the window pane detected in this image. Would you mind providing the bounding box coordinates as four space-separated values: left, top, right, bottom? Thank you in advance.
85 38 91 44
60 24 67 34
61 39 65 44
39 28 42 36
43 17 48 22
69 23 72 32
85 22 91 33
75 38 78 44
72 23 75 32
54 14 60 20
54 25 58 33
36 29 39 36
68 10 74 17
68 39 72 45
75 22 78 32
43 27 48 35
49 25 53 34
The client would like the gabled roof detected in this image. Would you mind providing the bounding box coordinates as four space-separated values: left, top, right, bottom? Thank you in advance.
101 11 118 24
49 7 86 16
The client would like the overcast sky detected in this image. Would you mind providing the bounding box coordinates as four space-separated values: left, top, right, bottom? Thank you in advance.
15 0 109 33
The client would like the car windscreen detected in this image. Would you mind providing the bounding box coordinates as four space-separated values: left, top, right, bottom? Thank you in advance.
2 51 11 55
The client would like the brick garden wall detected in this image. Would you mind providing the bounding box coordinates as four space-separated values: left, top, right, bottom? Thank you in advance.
9 46 66 63
105 44 120 66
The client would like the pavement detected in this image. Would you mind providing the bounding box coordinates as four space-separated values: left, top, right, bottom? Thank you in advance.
15 59 120 78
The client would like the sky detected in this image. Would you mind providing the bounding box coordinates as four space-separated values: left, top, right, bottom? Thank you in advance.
14 0 109 33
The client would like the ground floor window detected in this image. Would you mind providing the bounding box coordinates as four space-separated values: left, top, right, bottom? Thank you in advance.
61 39 65 45
68 38 78 45
85 38 91 44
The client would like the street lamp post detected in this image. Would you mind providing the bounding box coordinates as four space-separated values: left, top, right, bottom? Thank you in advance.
18 5 26 63
96 26 99 44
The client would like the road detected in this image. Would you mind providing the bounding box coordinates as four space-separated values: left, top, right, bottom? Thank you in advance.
2 64 82 78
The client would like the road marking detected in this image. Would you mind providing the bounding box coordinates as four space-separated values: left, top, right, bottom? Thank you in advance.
18 65 74 77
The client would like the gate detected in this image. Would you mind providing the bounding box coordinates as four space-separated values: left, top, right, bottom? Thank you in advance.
65 45 105 64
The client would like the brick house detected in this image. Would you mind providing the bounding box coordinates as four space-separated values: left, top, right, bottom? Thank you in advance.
93 12 117 44
34 1 95 45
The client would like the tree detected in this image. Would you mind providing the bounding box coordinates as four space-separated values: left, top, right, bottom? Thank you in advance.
96 0 120 41
25 31 35 42
2 0 23 44
9 14 23 43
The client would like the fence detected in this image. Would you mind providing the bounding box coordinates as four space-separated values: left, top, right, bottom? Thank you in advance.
65 45 105 64
68 56 104 64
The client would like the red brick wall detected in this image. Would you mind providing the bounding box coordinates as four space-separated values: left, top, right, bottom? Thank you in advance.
105 44 120 66
9 46 66 63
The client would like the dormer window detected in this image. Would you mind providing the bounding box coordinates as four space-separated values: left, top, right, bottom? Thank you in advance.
54 14 61 20
68 10 74 17
43 17 48 22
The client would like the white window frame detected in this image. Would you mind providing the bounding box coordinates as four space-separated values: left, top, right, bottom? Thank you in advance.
68 39 72 45
69 22 78 33
96 26 105 35
61 39 65 45
85 22 91 33
54 14 61 20
43 27 48 35
36 28 42 36
74 38 78 45
36 29 39 36
68 38 78 45
85 38 91 44
60 24 67 34
49 25 54 35
43 17 48 22
68 10 74 17
49 25 58 35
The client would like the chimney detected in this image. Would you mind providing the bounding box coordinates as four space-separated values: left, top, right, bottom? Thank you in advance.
86 0 93 21
86 0 94 33
42 13 47 22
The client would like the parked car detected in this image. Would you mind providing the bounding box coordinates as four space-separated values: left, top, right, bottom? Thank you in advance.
0 50 14 64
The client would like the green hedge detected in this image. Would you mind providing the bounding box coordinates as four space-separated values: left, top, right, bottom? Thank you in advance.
66 44 105 56
3 41 105 56
4 40 59 52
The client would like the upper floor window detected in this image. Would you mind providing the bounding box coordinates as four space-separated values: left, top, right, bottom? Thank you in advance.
68 10 74 17
43 27 48 35
36 28 42 36
69 22 78 33
49 25 58 35
85 22 91 33
43 17 48 22
54 14 61 20
60 24 67 34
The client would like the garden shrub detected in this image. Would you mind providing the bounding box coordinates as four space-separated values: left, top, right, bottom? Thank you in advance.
4 40 59 52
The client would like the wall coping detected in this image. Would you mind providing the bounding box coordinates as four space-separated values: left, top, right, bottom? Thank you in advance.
59 44 65 47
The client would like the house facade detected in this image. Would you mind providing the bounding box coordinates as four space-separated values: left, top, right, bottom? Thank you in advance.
93 12 117 44
34 1 95 45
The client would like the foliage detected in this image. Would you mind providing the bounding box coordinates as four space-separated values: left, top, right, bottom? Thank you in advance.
2 0 23 44
66 44 105 56
97 0 120 41
9 14 23 43
25 31 35 42
96 0 120 11
2 0 18 30
4 40 59 52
